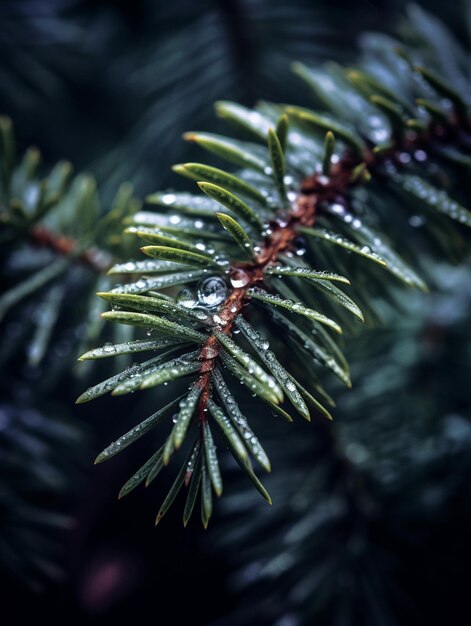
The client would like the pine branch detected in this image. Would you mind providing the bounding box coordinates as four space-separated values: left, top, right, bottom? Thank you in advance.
0 117 140 381
0 5 466 527
76 3 471 528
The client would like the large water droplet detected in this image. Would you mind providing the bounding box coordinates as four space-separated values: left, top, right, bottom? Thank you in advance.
197 277 228 308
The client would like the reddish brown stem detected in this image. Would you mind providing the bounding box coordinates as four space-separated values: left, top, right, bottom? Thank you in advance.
195 175 322 424
30 226 111 273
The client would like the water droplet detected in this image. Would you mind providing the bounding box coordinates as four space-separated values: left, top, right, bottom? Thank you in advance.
414 149 427 162
398 152 411 164
230 268 250 289
161 193 176 205
330 203 346 216
177 288 198 308
193 309 210 321
215 255 230 268
370 128 389 143
197 277 228 308
409 215 426 227
169 214 181 224
103 342 115 353
202 345 219 359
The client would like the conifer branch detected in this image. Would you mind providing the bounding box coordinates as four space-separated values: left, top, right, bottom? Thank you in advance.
3 5 469 528
191 88 470 434
0 120 139 374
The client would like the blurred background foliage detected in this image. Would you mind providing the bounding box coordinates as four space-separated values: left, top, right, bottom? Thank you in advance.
0 1 470 624
2 0 466 195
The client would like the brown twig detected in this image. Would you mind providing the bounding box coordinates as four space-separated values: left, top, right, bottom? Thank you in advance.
30 226 112 273
194 163 329 424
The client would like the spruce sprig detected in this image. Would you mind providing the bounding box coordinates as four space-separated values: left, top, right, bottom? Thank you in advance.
0 118 139 381
77 4 471 526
